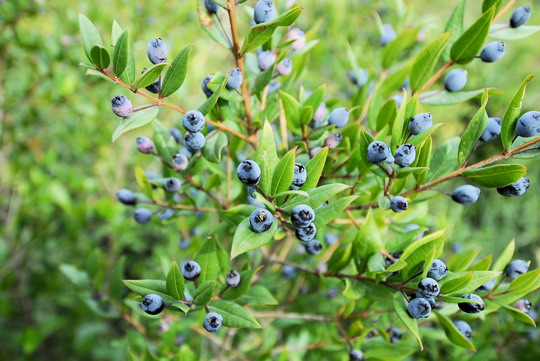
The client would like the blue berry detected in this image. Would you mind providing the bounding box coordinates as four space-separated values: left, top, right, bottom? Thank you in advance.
282 265 297 279
387 327 402 343
381 24 397 46
390 196 408 213
237 160 261 186
325 233 338 245
295 223 316 241
515 111 540 137
409 113 432 135
366 141 390 164
181 260 201 281
226 67 243 90
395 144 416 167
178 238 190 250
258 50 276 71
253 0 277 24
480 41 505 63
116 189 137 205
304 240 323 255
286 27 306 51
454 320 472 339
480 117 502 142
170 127 182 144
134 208 152 224
497 177 530 197
183 110 205 133
141 294 164 315
136 136 155 154
203 312 223 333
310 103 327 128
204 0 220 14
506 259 529 279
249 208 274 233
290 163 307 189
201 75 214 97
226 270 241 288
147 38 168 64
349 349 365 361
328 107 349 128
111 95 133 118
510 6 531 28
427 259 448 281
418 278 440 298
275 58 293 76
407 297 431 320
291 205 315 228
184 132 206 152
141 67 160 93
444 69 467 92
458 294 485 313
164 177 181 193
324 133 343 149
476 279 495 292
172 154 189 171
158 208 175 220
515 299 532 313
451 185 481 205
347 69 368 87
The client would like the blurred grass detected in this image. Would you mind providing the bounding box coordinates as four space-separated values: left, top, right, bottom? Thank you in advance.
1 0 540 359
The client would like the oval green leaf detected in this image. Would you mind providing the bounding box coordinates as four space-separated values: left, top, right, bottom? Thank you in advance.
462 164 528 187
112 106 159 143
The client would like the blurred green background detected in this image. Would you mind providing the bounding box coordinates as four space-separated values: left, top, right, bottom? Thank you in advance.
1 0 540 360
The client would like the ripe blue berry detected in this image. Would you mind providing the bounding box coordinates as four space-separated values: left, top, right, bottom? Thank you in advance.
295 223 316 242
394 144 416 167
510 6 531 28
418 278 440 298
204 0 220 14
258 50 276 71
183 110 205 133
506 259 529 279
237 160 262 186
409 113 432 135
497 177 530 197
164 177 181 193
310 103 327 128
253 0 277 24
451 185 481 205
147 38 168 64
454 320 472 339
427 259 448 281
304 240 323 255
390 196 408 213
476 279 495 292
515 111 540 137
480 117 502 142
181 260 201 281
291 205 315 228
387 327 402 343
178 238 190 250
444 69 467 92
366 141 390 164
407 297 431 320
141 294 164 315
286 27 306 51
480 41 505 63
201 75 214 97
172 154 189 171
324 133 343 149
328 107 349 128
226 270 241 288
249 208 274 233
515 299 532 313
381 24 397 46
347 69 368 87
136 136 155 154
184 132 206 152
282 265 297 279
134 208 152 224
291 163 307 189
141 67 160 93
170 127 182 144
325 233 338 245
226 67 243 90
158 208 174 220
111 95 133 118
203 312 223 333
349 349 365 361
116 189 137 205
458 294 485 313
275 58 293 76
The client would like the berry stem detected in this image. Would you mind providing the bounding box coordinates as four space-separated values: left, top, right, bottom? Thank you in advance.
417 61 455 95
492 0 519 24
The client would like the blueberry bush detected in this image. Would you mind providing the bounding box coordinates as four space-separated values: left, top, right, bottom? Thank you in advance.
3 0 540 360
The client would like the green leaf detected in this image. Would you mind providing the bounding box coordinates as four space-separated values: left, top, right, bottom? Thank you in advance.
279 90 302 135
420 88 503 106
133 63 168 90
450 6 495 64
434 311 476 351
270 148 296 196
221 268 260 301
112 30 130 77
230 217 278 259
251 65 275 95
111 20 123 46
500 74 535 150
60 264 89 288
496 302 536 326
303 85 325 111
123 279 176 303
79 14 103 61
409 123 444 147
462 164 528 187
198 74 229 115
314 196 358 227
160 44 193 97
442 0 466 61
112 106 159 143
193 280 215 306
400 229 449 280
459 271 501 294
254 121 279 194
241 7 303 54
489 24 540 40
508 269 540 293
119 49 136 85
166 261 185 300
393 293 423 350
208 300 261 328
301 146 328 190
196 236 230 282
439 295 483 304
410 31 452 92
458 89 489 164
202 131 228 163
134 165 153 199
482 0 501 13
90 45 110 69
352 208 383 272
440 271 473 294
152 119 177 162
391 91 408 149
237 285 278 306
382 27 420 69
282 183 351 211
421 246 438 279
197 0 232 49
274 189 309 198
